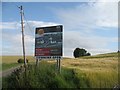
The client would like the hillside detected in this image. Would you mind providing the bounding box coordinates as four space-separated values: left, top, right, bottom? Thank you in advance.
79 52 118 59
61 52 118 88
62 52 118 71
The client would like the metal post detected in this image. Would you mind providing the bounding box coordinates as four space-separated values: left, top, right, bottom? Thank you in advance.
36 59 39 66
58 58 61 73
36 59 41 66
56 59 59 68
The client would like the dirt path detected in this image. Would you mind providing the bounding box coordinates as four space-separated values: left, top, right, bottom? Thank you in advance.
0 65 23 77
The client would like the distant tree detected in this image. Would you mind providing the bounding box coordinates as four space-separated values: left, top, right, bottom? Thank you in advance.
85 52 91 56
79 48 87 56
73 48 81 58
118 50 120 53
73 48 91 58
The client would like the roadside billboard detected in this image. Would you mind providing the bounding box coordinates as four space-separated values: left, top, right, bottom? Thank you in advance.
35 25 63 58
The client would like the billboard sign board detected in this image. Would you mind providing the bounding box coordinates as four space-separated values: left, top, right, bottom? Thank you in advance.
35 25 63 58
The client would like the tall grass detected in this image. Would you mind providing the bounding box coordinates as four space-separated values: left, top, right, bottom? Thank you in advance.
61 52 118 88
75 70 118 88
2 61 90 89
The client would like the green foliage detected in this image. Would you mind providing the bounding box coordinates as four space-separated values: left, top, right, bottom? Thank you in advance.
2 61 90 89
73 48 91 58
17 58 28 63
85 53 91 56
73 48 81 58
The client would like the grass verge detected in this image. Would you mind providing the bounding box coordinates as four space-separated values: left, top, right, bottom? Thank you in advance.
2 61 90 89
2 63 22 71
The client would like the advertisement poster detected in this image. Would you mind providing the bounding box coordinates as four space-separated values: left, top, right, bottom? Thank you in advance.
35 25 63 57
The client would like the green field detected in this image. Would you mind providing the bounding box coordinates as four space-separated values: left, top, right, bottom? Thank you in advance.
1 56 35 71
2 56 35 63
2 52 119 88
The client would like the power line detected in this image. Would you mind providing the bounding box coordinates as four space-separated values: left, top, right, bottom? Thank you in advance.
16 4 34 38
18 6 35 48
23 13 34 38
23 12 35 47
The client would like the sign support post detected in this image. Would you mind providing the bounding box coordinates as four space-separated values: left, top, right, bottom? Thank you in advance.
36 58 39 66
56 57 61 73
56 59 58 69
58 58 61 73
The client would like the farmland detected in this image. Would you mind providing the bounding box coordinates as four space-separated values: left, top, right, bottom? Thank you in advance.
61 52 118 88
2 52 119 88
1 56 35 71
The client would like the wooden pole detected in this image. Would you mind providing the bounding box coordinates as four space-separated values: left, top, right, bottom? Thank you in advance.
20 6 27 66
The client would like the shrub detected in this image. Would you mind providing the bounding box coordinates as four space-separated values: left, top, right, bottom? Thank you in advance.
17 58 28 63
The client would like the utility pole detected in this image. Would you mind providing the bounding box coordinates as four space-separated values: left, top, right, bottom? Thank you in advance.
19 6 27 66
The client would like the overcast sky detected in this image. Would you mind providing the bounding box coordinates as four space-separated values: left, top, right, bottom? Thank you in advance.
1 0 118 57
